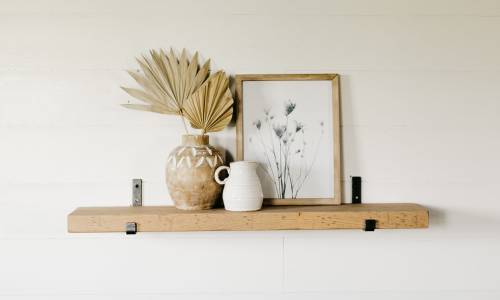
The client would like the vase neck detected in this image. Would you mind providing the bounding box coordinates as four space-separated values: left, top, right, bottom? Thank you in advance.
182 134 209 146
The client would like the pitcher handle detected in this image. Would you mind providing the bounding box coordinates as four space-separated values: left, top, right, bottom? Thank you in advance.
214 166 230 185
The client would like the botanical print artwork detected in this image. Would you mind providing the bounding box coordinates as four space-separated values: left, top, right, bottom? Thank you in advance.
249 100 324 198
243 80 335 199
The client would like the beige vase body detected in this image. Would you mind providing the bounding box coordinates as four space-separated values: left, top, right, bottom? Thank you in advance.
166 135 224 210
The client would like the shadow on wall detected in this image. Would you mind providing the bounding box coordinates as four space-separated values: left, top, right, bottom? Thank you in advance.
427 205 500 233
427 205 446 227
339 74 357 203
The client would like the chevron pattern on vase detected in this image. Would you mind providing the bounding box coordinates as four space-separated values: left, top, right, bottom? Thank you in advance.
167 146 223 169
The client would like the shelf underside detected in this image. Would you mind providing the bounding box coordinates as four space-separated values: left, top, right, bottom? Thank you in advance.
68 203 429 232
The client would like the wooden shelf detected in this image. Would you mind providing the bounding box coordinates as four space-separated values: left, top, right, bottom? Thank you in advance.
68 203 428 232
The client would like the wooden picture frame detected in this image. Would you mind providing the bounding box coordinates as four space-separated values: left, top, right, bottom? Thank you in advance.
235 74 342 205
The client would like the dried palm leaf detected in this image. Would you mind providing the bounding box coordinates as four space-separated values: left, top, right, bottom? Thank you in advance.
121 48 210 116
121 103 172 114
182 71 234 134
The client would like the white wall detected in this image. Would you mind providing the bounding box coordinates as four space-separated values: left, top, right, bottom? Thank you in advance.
1 0 500 299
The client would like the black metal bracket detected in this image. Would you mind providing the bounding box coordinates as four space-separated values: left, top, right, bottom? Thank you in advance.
364 219 376 231
126 222 137 235
132 178 143 207
126 179 142 235
352 176 362 204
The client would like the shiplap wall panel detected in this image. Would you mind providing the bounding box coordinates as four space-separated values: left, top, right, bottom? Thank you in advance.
1 72 498 185
0 237 282 294
1 15 499 70
1 0 500 15
3 292 500 300
1 0 499 299
285 236 500 291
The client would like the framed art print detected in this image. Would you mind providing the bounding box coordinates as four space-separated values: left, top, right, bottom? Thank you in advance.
235 74 342 205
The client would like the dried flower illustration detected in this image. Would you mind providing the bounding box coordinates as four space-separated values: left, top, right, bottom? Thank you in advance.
284 100 296 116
273 124 287 139
250 99 323 199
295 121 304 133
253 120 262 130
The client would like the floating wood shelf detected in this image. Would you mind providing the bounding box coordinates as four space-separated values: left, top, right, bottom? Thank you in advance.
68 203 428 232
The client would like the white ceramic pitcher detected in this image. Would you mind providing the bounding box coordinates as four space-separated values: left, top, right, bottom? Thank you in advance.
214 161 263 211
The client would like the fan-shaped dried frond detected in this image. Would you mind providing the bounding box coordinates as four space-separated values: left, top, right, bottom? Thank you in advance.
120 103 172 114
182 71 234 134
121 48 210 115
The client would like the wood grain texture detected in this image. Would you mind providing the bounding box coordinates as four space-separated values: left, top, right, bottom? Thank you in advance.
68 203 428 232
234 74 342 205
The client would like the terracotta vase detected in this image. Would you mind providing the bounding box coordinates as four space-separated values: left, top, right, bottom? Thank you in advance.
166 134 224 210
